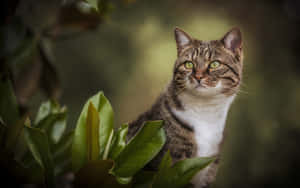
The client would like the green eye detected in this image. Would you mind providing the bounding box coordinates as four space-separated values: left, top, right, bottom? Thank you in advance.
210 61 221 69
184 61 194 69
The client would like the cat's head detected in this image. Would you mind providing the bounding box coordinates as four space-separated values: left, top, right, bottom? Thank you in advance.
172 27 243 98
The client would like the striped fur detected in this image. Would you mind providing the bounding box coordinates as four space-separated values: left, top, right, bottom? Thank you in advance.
127 28 243 187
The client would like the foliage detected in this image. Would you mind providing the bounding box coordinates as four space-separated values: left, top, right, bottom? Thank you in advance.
152 151 215 188
24 126 55 187
0 83 215 187
0 0 116 113
0 0 215 187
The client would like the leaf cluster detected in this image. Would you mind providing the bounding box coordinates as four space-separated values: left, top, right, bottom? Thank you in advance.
0 0 215 187
0 80 214 187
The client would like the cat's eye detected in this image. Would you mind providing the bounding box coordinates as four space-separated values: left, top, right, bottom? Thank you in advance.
209 61 221 69
184 61 194 69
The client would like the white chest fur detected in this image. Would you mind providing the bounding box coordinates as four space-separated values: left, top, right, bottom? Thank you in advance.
172 93 234 157
172 93 235 187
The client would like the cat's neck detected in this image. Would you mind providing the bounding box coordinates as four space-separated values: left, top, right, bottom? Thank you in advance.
171 92 235 157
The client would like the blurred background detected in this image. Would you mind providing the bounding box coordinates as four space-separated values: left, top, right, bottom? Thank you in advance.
2 0 300 187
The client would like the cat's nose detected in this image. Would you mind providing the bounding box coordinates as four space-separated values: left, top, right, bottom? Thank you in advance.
194 72 204 80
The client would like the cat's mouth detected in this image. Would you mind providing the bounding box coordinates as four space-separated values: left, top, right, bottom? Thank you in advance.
191 77 207 89
195 81 207 89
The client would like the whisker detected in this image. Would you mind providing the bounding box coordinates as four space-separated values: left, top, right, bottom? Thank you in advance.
226 87 249 95
236 89 249 95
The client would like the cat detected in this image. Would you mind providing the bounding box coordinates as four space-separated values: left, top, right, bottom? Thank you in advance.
127 27 243 188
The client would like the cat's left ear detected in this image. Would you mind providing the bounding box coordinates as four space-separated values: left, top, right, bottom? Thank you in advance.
221 27 242 53
174 27 192 54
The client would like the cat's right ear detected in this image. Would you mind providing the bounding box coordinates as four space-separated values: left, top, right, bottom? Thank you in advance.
174 27 192 55
221 27 242 53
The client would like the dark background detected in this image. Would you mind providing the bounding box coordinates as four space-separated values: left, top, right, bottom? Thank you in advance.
4 0 300 187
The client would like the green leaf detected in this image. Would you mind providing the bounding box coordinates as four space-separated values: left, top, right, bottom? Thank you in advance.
152 156 215 188
103 129 114 160
4 115 26 150
98 92 114 158
71 102 101 172
132 171 155 188
12 118 31 161
35 100 67 144
86 103 100 161
116 176 133 185
85 0 99 11
112 120 166 177
74 160 131 188
34 100 60 125
53 131 74 160
36 112 67 144
24 126 55 187
22 130 73 179
35 101 52 124
157 150 172 175
52 131 74 176
109 124 128 160
50 113 67 144
72 91 114 172
0 77 19 126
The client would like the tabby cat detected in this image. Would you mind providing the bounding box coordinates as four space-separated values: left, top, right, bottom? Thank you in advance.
127 27 243 187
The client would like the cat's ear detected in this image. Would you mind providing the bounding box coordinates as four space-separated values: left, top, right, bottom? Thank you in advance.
174 27 192 54
221 27 242 53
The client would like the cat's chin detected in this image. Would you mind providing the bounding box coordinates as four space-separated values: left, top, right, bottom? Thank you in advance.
185 82 224 98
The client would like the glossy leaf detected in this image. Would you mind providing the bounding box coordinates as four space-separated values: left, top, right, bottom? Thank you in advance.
98 92 114 158
53 131 74 160
24 126 55 187
0 77 19 126
35 100 67 144
152 155 215 188
72 91 114 172
50 113 67 144
36 112 67 144
34 100 60 125
86 103 100 161
157 150 172 176
131 153 170 188
132 171 155 188
116 176 133 185
72 102 100 172
24 131 73 179
112 120 165 177
74 160 131 188
109 124 128 160
103 129 114 160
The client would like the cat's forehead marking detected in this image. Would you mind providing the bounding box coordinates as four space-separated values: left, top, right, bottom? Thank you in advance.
192 48 199 60
190 41 213 61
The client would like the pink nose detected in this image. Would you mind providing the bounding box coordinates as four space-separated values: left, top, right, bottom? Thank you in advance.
194 72 204 80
